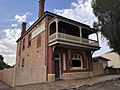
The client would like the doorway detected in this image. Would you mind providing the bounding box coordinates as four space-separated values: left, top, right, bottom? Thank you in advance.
54 53 61 80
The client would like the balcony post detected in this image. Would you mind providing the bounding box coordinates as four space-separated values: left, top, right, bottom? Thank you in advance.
79 27 82 37
55 19 59 33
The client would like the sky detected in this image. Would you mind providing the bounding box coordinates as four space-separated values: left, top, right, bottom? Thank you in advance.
0 0 111 65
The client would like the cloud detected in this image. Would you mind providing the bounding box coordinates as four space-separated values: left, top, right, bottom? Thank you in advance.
54 0 97 27
14 12 32 23
0 12 33 65
26 12 32 16
15 15 27 23
11 24 18 27
0 28 21 65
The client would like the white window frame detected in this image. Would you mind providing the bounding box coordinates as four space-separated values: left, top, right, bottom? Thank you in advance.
71 53 83 70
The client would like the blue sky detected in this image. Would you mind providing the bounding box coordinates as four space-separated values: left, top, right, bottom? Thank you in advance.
0 0 111 65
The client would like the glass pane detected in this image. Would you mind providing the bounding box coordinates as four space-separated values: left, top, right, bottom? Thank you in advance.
74 54 77 58
55 53 60 58
72 60 81 67
78 54 81 59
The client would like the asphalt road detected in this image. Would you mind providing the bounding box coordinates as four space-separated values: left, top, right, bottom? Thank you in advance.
77 80 120 90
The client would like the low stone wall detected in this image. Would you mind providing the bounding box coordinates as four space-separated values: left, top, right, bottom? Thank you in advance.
62 72 93 80
15 67 46 86
2 68 14 87
93 63 105 76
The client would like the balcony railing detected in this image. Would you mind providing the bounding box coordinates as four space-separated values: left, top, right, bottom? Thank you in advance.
49 32 99 47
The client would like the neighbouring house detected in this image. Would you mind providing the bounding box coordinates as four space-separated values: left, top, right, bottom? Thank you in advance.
92 56 110 76
100 51 120 68
93 56 110 69
0 0 100 87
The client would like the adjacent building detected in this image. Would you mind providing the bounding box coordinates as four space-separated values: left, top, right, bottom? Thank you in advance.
100 51 120 68
93 56 110 69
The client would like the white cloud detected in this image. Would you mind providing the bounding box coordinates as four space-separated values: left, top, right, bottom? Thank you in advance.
26 12 32 16
3 55 16 66
0 28 21 65
0 12 33 65
11 24 18 27
15 15 27 22
54 0 97 27
14 12 32 23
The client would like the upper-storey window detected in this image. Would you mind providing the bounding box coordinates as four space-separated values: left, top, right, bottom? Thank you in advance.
28 33 31 47
18 41 21 56
22 38 25 51
37 34 41 48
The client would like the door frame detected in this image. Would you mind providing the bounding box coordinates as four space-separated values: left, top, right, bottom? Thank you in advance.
54 53 61 80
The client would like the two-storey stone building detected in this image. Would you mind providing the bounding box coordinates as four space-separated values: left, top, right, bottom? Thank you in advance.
15 0 100 86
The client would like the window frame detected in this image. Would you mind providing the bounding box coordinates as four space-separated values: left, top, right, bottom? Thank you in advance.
18 41 21 56
28 33 32 47
71 53 83 70
22 38 25 51
37 34 41 48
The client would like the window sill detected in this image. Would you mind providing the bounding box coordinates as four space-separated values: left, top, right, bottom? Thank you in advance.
70 67 87 70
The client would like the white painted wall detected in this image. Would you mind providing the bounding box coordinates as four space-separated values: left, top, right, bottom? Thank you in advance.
101 52 120 68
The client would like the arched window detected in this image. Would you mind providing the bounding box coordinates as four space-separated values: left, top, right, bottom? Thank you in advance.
72 53 83 69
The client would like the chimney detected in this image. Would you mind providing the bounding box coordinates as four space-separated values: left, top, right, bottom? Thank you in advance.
38 0 45 18
21 22 26 35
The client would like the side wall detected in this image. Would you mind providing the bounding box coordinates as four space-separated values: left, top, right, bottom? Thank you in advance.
15 67 46 86
15 18 47 86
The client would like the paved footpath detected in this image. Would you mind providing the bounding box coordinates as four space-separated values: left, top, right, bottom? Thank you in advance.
1 75 120 90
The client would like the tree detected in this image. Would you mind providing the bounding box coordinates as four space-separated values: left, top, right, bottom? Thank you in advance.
0 55 11 70
92 0 120 54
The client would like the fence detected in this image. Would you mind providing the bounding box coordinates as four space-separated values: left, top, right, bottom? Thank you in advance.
93 63 105 76
0 67 46 87
0 68 15 87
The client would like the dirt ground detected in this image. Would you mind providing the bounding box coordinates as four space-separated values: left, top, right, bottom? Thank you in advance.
1 75 120 90
77 80 120 90
15 75 120 90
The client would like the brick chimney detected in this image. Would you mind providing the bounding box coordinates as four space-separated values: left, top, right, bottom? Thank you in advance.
21 22 26 35
38 0 45 18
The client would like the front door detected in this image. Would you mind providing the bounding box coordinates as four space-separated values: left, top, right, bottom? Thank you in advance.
54 53 61 80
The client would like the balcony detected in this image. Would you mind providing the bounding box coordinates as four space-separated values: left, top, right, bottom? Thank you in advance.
49 32 99 49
